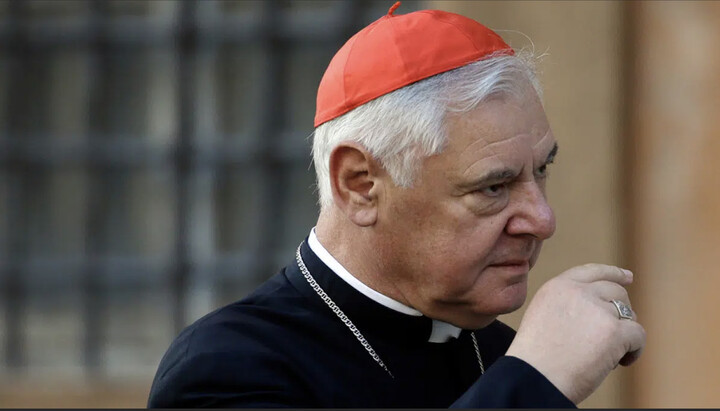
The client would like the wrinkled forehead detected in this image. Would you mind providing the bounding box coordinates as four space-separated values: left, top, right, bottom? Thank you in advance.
444 91 554 162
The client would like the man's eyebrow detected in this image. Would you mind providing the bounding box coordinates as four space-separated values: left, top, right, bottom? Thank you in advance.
544 143 559 164
460 144 558 190
461 169 519 190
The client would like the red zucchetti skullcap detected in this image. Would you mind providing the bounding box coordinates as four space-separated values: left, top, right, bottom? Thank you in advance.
314 1 514 127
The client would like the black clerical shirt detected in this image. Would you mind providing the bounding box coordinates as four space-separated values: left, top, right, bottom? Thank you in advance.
148 240 575 408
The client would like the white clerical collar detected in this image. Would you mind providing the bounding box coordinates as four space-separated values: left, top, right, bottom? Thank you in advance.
308 228 462 343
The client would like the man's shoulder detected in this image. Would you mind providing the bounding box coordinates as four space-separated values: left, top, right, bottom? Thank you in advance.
165 269 315 357
148 269 322 406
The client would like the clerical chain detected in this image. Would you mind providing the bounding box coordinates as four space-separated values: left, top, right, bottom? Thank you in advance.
295 244 484 379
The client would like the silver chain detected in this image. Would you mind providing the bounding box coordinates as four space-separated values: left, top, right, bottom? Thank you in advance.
296 245 394 378
470 332 485 374
296 244 485 378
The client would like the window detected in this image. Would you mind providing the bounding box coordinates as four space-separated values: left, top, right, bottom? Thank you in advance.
0 0 420 380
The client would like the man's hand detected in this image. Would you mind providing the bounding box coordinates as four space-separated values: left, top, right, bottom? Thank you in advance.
505 264 646 404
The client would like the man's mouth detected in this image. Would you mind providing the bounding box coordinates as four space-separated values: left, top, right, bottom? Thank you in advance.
487 260 531 276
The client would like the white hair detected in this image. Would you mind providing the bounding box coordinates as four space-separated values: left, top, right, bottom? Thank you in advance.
312 50 543 210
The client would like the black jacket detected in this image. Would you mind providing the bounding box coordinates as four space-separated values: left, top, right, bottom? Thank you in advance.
148 240 575 408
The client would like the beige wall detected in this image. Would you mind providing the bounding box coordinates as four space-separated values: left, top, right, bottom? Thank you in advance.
628 1 720 407
429 1 626 407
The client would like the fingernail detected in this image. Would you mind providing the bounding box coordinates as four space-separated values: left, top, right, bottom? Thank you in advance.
622 269 633 279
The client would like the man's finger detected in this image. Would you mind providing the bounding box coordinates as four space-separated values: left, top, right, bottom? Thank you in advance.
562 263 633 285
608 299 638 321
619 319 646 360
590 280 631 306
589 281 638 322
619 348 643 367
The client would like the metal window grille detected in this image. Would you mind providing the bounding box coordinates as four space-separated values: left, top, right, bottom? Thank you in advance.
0 0 420 379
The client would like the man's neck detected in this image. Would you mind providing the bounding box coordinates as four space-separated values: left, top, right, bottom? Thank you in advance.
309 227 423 316
314 211 408 307
312 214 463 343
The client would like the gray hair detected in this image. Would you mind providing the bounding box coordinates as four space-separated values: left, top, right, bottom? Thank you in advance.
312 50 543 210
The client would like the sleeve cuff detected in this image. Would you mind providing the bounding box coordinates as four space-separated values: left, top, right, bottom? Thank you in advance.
451 355 576 408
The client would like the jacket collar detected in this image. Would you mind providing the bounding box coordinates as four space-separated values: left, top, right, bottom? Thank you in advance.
285 238 464 345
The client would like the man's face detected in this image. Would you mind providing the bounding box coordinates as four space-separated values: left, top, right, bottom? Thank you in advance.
375 82 557 329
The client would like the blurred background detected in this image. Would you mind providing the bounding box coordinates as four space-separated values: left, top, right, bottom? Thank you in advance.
0 0 718 407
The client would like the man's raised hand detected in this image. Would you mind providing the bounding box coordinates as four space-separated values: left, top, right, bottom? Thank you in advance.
505 264 646 404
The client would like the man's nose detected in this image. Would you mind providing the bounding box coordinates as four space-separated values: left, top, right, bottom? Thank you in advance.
505 182 556 240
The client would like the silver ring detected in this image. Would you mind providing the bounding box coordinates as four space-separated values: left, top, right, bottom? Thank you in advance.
611 300 634 320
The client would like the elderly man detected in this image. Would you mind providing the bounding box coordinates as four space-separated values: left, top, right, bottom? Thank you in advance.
148 3 645 408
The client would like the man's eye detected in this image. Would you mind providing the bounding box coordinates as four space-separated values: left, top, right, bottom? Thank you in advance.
536 164 550 178
480 183 507 197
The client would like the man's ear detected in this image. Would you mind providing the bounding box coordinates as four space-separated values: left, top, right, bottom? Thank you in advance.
328 142 383 227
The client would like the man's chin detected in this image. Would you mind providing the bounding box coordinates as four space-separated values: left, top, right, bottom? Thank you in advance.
454 299 527 329
496 283 529 314
503 296 527 314
429 284 528 329
453 314 499 330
